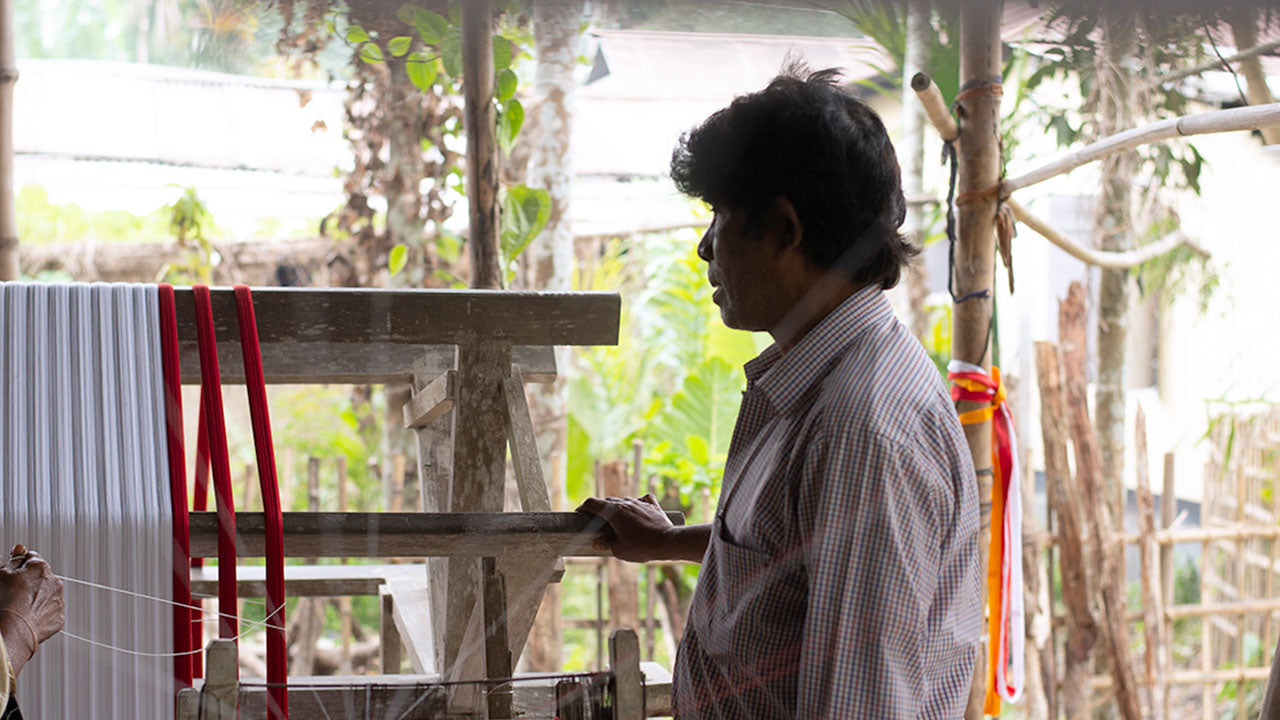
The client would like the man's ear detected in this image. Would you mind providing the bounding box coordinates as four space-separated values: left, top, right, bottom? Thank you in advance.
773 195 803 250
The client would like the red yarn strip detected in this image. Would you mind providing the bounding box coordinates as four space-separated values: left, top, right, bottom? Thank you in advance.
190 399 210 679
191 285 238 644
157 284 193 690
233 285 288 719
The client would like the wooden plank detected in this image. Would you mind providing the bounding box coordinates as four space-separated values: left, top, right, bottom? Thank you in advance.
188 510 684 558
412 407 453 687
218 664 676 718
383 576 438 675
190 562 422 598
171 287 620 347
380 586 403 674
177 343 556 385
482 557 514 719
404 370 456 429
504 367 551 512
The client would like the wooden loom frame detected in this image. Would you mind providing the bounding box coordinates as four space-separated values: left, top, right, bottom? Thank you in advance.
169 287 676 718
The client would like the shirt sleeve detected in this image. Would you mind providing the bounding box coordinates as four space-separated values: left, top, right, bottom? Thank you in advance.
0 630 11 710
795 424 946 719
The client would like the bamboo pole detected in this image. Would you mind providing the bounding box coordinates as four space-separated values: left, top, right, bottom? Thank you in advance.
462 0 501 289
954 6 1003 716
1134 405 1166 720
1157 37 1280 91
910 72 959 142
1230 12 1280 146
1001 103 1280 197
1006 198 1209 270
1202 536 1213 719
0 0 17 281
1160 453 1175 720
901 2 931 343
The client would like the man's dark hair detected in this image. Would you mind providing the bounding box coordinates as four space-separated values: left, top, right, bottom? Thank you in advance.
670 64 917 289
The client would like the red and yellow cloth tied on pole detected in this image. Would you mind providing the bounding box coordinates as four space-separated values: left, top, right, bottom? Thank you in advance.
948 360 1024 715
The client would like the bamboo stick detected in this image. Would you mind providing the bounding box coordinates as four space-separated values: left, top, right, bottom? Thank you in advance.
1092 666 1273 688
1001 103 1280 197
909 72 958 142
1157 38 1280 89
1006 198 1209 269
1166 598 1280 621
1135 405 1166 720
1202 537 1213 719
1160 453 1175 720
0 0 15 282
1231 12 1280 146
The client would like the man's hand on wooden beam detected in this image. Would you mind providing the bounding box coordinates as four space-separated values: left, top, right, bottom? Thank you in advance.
577 494 710 564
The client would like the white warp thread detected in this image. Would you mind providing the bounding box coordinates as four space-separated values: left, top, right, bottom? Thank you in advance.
0 282 174 719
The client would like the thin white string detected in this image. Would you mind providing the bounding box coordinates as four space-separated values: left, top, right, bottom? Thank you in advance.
58 603 284 659
57 573 267 620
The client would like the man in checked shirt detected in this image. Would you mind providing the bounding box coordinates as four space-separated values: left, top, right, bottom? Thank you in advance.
579 64 982 718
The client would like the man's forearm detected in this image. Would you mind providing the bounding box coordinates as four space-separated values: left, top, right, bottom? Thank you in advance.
657 523 712 563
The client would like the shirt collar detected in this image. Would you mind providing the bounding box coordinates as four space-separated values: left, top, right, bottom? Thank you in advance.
743 284 893 415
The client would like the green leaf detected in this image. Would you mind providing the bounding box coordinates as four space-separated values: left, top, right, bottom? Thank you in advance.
648 356 743 465
492 35 513 70
346 25 370 44
412 8 449 45
440 28 463 78
359 43 384 64
388 244 408 277
498 184 551 280
497 98 523 153
388 36 412 57
406 52 438 91
496 68 517 101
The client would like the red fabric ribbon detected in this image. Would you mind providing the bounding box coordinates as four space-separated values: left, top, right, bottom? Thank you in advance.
190 399 210 679
233 285 289 719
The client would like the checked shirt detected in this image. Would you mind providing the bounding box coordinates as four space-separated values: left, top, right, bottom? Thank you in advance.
671 285 982 719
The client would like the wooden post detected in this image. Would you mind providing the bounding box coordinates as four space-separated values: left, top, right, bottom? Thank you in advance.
204 638 240 720
1035 341 1097 719
609 629 643 720
1061 283 1142 720
1135 405 1166 720
1202 536 1213 719
462 0 501 289
337 456 353 674
380 586 402 674
0 0 16 281
955 4 1003 715
1161 452 1176 720
482 556 514 719
602 460 639 634
637 440 656 660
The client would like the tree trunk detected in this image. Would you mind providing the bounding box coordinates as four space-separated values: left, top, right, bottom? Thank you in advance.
1035 340 1097 720
601 461 639 634
1093 7 1139 521
955 3 1003 716
1061 283 1142 720
521 0 582 672
0 0 17 281
901 0 931 342
1230 9 1280 146
462 0 501 289
1134 405 1166 720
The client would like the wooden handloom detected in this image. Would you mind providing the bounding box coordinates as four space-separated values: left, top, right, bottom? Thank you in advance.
170 287 677 717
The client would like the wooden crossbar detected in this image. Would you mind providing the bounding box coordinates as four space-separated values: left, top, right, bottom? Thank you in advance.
170 288 620 346
187 511 685 559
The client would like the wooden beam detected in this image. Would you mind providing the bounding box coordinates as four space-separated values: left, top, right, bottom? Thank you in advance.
178 342 555 385
170 287 621 347
190 562 422 598
383 575 438 676
403 370 456 429
462 0 500 289
187 510 685 558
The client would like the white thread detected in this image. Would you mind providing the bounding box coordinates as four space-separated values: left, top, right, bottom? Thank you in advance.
56 573 267 622
57 603 284 659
